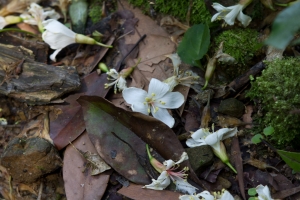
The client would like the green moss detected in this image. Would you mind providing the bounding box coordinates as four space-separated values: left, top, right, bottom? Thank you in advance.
89 0 103 23
214 28 262 80
215 28 261 65
128 0 211 25
88 0 117 24
246 58 300 145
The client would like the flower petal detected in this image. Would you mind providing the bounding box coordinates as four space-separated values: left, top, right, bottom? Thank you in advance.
179 194 200 200
155 91 184 109
237 11 252 27
171 176 197 194
204 132 220 147
212 3 227 11
163 160 175 170
131 102 148 115
50 49 62 62
224 5 242 25
143 171 170 190
191 129 209 142
197 191 214 200
186 129 209 147
174 152 189 165
148 78 170 99
211 12 222 22
42 19 75 36
122 87 147 105
220 190 234 200
186 138 207 147
256 185 273 200
117 77 127 91
42 19 76 49
151 107 175 128
217 127 237 140
0 16 7 29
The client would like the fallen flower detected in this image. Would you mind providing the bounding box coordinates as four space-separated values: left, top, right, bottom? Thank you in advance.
211 0 252 27
179 189 234 200
143 145 197 194
122 78 184 128
104 59 139 93
0 16 23 29
179 191 214 200
42 19 112 61
186 127 238 173
20 3 60 32
256 185 273 200
164 53 199 91
104 69 127 93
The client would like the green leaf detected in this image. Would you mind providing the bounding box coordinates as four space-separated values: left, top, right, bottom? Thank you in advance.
251 134 263 144
263 126 274 136
277 150 300 172
264 1 300 49
247 188 257 196
177 23 210 67
248 197 257 200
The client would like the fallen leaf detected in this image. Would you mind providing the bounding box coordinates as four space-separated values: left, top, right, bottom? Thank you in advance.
78 96 150 185
63 131 110 200
117 183 181 200
69 142 111 175
231 136 245 200
50 71 110 150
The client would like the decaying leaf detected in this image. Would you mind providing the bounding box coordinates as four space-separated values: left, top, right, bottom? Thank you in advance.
69 142 111 175
244 158 279 172
63 131 110 200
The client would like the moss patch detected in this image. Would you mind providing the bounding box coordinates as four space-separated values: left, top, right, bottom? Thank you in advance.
214 28 262 79
128 0 211 25
246 58 300 145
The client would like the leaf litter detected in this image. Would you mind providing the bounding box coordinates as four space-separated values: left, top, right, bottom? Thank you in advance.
0 0 300 199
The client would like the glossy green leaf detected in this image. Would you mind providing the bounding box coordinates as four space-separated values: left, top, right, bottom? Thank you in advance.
177 23 210 67
263 126 274 136
251 134 263 144
247 188 257 196
248 197 256 200
277 150 300 172
264 1 300 49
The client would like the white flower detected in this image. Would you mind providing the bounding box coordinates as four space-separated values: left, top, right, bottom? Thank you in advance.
186 127 238 173
164 53 199 91
104 69 127 93
122 78 184 128
256 185 273 200
179 189 234 200
211 0 252 27
179 191 214 200
0 16 23 29
20 3 60 32
164 70 199 91
42 19 112 62
144 151 197 194
165 53 181 76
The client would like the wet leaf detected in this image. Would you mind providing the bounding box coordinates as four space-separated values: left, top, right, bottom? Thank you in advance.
69 143 111 175
78 96 150 184
277 150 300 172
251 134 263 144
248 188 257 196
265 1 300 49
177 24 210 67
118 183 181 200
50 72 110 150
63 131 110 200
263 126 274 136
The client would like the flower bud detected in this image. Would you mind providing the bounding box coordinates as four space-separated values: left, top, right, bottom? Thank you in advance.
212 141 237 173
